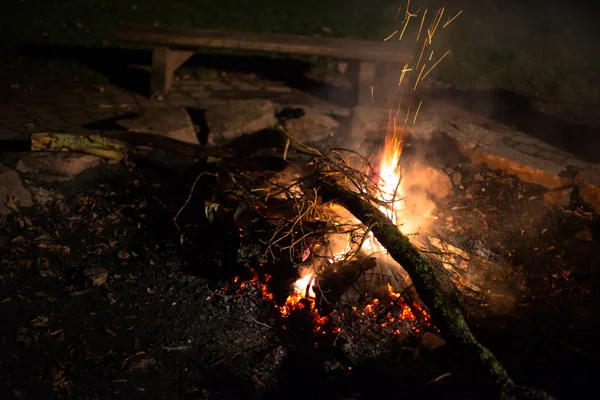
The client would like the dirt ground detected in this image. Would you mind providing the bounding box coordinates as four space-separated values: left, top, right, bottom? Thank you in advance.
1 140 599 399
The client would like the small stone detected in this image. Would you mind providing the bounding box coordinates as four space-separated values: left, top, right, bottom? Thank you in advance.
84 267 108 286
16 153 104 182
283 110 339 143
116 108 199 145
543 188 572 207
405 165 452 200
421 332 446 351
0 164 33 216
451 171 462 186
205 99 276 144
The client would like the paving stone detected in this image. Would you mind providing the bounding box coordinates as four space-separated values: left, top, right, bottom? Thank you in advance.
0 128 24 140
188 90 212 99
205 99 277 144
137 100 171 109
63 115 94 126
195 99 228 108
264 85 292 93
115 107 199 145
26 106 55 115
439 116 600 211
403 163 452 200
281 103 351 118
232 82 262 91
205 82 233 91
167 98 200 108
0 164 33 216
0 109 27 120
16 153 105 182
513 143 541 155
537 151 565 162
111 95 138 105
283 109 340 143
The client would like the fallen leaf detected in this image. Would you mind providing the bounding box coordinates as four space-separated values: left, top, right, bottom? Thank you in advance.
321 26 333 34
105 327 117 337
107 292 118 304
5 194 18 212
132 358 156 371
112 379 128 383
251 375 266 389
11 236 26 244
48 329 64 336
118 250 130 260
37 243 65 252
1 297 11 303
31 316 49 327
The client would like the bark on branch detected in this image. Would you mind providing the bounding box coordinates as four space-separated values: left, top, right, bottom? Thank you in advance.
319 178 553 400
30 132 232 161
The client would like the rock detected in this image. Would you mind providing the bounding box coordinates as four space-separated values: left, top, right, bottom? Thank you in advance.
283 110 339 142
16 152 104 181
84 267 108 286
451 171 462 186
205 100 276 144
0 164 33 216
350 106 386 139
405 165 452 200
543 188 572 207
116 108 199 145
421 332 446 351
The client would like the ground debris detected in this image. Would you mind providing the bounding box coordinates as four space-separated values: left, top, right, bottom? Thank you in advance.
84 266 109 286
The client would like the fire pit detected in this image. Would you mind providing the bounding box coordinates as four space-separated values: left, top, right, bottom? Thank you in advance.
1 3 599 399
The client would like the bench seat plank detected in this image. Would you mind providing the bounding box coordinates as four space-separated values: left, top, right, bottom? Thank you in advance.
117 23 412 63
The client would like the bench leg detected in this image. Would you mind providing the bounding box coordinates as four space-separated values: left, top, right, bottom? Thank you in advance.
347 61 377 106
151 47 194 99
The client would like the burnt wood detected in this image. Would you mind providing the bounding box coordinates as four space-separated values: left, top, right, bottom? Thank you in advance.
116 23 413 103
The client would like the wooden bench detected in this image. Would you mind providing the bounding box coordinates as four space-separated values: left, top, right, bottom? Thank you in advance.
116 23 413 105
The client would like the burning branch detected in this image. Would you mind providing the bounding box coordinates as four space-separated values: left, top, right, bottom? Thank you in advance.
315 175 553 399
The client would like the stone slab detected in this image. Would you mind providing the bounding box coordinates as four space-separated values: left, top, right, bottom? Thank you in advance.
0 164 33 216
348 100 600 212
204 99 277 144
116 107 199 145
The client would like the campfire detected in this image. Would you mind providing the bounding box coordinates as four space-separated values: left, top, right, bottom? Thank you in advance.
13 3 580 398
